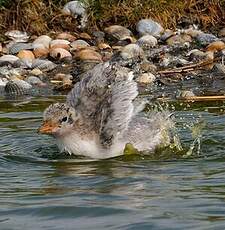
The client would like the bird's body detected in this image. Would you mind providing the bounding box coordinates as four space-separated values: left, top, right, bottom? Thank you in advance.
39 61 172 159
54 114 171 159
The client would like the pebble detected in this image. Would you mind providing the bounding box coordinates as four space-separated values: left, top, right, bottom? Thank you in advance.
17 50 35 60
52 73 73 91
166 34 192 46
30 68 43 76
97 43 111 50
218 28 225 38
49 48 72 60
206 41 225 52
184 27 203 38
62 1 86 17
120 44 144 60
5 30 29 42
75 49 102 62
140 61 157 73
176 90 195 98
0 78 7 87
26 76 46 87
196 33 218 45
62 1 87 28
5 81 27 95
8 42 33 55
211 63 225 75
136 19 163 37
56 32 77 42
70 39 90 51
187 49 208 61
79 33 92 41
33 35 52 49
104 25 134 43
160 29 175 41
33 46 49 58
50 39 70 50
9 76 32 90
32 59 57 72
136 35 158 49
137 73 156 84
0 55 19 65
93 31 105 43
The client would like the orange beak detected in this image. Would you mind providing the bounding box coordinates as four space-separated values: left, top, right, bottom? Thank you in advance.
38 121 57 135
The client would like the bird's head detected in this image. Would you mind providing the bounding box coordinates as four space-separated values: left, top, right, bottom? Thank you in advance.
38 103 79 137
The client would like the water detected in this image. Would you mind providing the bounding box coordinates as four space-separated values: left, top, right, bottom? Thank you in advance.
1 96 225 230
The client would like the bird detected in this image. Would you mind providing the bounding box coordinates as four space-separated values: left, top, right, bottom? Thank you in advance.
38 61 173 159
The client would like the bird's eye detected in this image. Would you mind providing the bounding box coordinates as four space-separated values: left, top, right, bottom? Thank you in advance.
61 117 68 122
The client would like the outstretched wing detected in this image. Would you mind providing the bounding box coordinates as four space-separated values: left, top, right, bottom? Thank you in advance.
66 61 138 147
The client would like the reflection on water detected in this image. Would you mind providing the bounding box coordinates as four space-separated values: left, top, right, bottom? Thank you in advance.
1 96 225 229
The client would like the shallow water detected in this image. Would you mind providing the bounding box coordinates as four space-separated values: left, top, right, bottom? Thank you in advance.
1 96 225 229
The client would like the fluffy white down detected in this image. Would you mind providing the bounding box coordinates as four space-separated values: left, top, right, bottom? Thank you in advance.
56 133 126 159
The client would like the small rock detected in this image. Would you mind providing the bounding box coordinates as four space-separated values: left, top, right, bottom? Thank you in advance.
196 33 218 45
0 78 7 87
140 62 157 73
97 43 111 50
93 31 105 43
8 42 33 55
17 50 35 60
218 28 225 38
0 66 27 78
187 49 207 61
120 44 145 60
160 55 189 68
0 55 19 65
136 35 158 49
70 39 90 51
160 29 175 41
33 35 52 49
206 41 225 52
211 63 225 75
62 1 87 28
56 32 76 42
62 0 86 16
137 73 156 84
26 76 46 87
30 68 43 76
52 74 73 91
33 46 49 58
104 25 134 43
184 28 203 38
5 81 28 95
166 34 192 46
32 59 57 72
5 30 29 42
49 48 72 60
136 19 163 37
79 32 92 40
75 49 102 62
9 76 32 90
176 90 195 98
50 39 70 50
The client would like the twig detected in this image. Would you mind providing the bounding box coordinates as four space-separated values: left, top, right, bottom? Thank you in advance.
158 95 225 102
158 60 213 75
178 95 225 101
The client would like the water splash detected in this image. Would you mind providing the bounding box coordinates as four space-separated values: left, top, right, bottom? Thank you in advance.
184 119 206 157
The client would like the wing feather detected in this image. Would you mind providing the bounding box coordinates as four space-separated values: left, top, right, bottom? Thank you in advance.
66 62 138 147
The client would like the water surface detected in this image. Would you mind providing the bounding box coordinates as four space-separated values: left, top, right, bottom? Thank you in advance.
1 96 225 230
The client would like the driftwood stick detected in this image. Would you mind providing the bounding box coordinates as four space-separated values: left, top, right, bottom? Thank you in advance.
158 60 213 75
158 95 225 102
178 96 225 101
